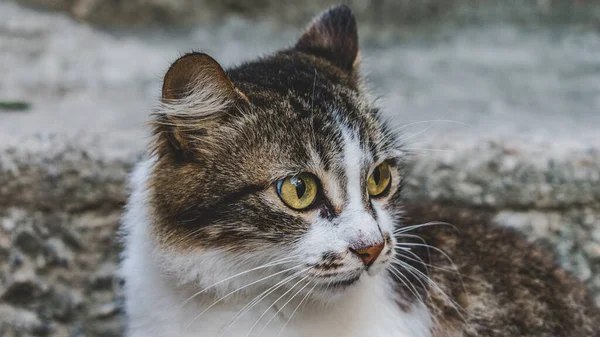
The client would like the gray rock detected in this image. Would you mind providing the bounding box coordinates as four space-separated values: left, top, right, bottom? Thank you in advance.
0 231 10 262
0 304 53 335
49 287 83 322
69 324 85 337
44 238 74 268
13 226 44 256
85 317 125 337
573 252 593 282
0 270 46 305
592 228 600 243
90 301 121 319
1 209 26 232
584 242 600 262
60 227 85 251
7 250 26 270
89 263 117 291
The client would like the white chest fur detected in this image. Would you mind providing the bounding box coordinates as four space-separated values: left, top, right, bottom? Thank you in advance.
123 263 432 337
120 161 432 337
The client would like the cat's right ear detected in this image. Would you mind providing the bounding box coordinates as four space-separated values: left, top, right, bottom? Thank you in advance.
152 52 249 160
295 4 359 73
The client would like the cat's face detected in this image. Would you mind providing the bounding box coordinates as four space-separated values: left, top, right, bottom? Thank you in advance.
148 5 404 301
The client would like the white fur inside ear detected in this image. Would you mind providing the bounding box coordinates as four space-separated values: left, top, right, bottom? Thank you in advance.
157 80 233 120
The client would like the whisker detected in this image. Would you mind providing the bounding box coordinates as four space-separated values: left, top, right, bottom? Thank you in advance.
311 69 317 113
394 221 455 234
403 148 454 153
179 255 301 307
256 278 312 337
389 260 443 330
219 267 311 336
392 119 471 131
395 235 469 303
394 249 456 275
388 264 424 302
184 264 304 329
245 275 312 337
394 233 428 244
391 260 433 303
394 233 432 268
394 248 431 275
401 111 450 142
276 281 318 337
395 260 468 322
396 242 456 268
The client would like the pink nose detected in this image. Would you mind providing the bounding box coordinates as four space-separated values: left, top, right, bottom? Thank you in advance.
349 242 384 266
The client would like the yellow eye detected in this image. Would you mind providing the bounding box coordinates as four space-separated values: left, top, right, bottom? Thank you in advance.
367 161 392 197
276 173 318 210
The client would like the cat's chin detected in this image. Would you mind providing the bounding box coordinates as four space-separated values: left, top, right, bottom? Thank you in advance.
312 275 362 297
310 266 388 301
325 275 361 288
306 273 383 305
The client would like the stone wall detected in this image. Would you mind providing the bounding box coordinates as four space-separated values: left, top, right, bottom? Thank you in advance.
0 137 132 337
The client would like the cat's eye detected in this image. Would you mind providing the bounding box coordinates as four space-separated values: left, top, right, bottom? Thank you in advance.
367 161 392 197
277 173 319 210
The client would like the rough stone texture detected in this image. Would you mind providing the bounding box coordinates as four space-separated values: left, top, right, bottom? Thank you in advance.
0 208 124 337
0 137 129 337
1 1 599 336
15 0 600 28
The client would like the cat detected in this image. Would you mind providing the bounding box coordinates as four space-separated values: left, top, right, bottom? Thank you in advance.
120 4 600 337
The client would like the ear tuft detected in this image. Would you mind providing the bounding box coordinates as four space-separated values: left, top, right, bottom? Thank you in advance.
295 4 359 72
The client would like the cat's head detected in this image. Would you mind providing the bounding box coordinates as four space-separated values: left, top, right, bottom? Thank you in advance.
147 5 404 301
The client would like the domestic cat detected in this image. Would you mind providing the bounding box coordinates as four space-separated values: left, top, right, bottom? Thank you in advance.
120 5 600 337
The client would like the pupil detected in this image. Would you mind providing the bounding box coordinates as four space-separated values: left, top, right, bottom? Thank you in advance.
373 167 381 185
291 177 306 198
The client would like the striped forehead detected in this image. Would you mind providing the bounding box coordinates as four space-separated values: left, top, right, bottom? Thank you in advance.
308 113 376 215
236 70 393 213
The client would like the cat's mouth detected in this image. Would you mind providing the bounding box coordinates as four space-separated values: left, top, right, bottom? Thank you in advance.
326 275 361 288
308 268 364 291
306 253 392 291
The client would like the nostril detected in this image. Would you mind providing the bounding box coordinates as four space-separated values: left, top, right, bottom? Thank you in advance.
349 242 385 266
348 247 370 261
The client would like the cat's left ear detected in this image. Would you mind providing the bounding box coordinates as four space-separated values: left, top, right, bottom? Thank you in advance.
295 4 359 73
152 52 249 161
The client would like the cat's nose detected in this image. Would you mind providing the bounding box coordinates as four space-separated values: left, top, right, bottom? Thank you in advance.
349 241 384 266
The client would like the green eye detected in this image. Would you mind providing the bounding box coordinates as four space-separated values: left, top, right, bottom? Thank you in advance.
367 161 392 197
277 173 318 210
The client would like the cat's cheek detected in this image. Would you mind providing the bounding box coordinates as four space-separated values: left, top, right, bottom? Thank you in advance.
292 219 349 265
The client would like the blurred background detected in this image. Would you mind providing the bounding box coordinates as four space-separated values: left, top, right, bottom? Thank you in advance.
1 0 599 336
